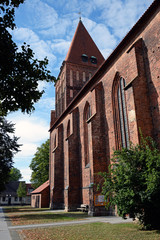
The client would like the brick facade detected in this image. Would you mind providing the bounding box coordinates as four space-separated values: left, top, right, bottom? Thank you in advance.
49 0 160 216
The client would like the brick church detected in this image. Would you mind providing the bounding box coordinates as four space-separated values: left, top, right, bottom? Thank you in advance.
49 0 160 216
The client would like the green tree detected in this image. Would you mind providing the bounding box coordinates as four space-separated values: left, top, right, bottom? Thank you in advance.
0 1 55 190
17 181 26 205
30 139 49 189
0 116 20 190
101 137 160 230
9 167 22 181
0 0 56 116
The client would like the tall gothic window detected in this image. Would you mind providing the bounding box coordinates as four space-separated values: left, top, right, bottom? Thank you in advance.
54 135 56 149
83 102 91 166
67 120 70 138
113 76 129 149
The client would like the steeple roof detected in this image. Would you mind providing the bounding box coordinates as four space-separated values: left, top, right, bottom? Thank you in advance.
65 20 104 67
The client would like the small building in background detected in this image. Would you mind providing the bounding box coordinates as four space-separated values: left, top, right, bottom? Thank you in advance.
31 180 50 208
26 183 34 205
0 181 34 206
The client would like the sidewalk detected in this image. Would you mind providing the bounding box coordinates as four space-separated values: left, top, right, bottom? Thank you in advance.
8 215 133 230
0 207 12 240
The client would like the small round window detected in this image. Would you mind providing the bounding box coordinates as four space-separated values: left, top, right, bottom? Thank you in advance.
90 56 97 64
81 54 88 62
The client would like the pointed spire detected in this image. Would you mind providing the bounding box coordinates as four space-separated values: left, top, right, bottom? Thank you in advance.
78 11 81 21
65 20 104 67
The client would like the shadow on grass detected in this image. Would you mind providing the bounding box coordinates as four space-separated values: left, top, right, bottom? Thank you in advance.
3 206 50 213
7 212 88 225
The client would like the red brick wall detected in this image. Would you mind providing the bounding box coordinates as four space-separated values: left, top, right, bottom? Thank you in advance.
50 124 64 209
41 186 50 208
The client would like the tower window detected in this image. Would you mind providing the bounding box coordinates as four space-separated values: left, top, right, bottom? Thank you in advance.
76 71 79 81
90 56 97 64
70 70 73 86
83 72 86 82
70 89 73 97
81 54 88 62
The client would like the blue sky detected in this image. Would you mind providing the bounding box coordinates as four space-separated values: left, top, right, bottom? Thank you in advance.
6 0 153 182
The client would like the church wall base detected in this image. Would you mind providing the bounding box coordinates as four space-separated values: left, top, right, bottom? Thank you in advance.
50 202 64 210
65 204 81 212
88 206 115 217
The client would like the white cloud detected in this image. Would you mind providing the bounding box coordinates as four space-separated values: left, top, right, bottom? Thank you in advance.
31 39 56 62
97 0 153 39
38 81 48 92
36 97 55 110
20 167 32 183
12 28 39 43
90 23 117 50
82 18 117 57
22 0 58 30
14 117 49 143
64 0 93 17
51 39 71 55
7 112 49 162
15 143 38 158
12 27 56 72
101 48 113 59
17 0 72 38
39 18 72 38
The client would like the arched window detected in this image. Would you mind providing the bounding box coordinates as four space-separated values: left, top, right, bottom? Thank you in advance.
76 71 79 81
113 76 129 149
87 104 92 120
83 102 91 166
67 120 70 138
70 70 73 86
54 135 56 149
83 72 86 82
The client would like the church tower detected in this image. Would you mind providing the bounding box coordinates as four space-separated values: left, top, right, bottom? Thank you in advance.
55 20 104 117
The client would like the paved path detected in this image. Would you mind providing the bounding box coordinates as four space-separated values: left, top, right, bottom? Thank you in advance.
8 215 133 230
0 207 12 240
0 207 133 239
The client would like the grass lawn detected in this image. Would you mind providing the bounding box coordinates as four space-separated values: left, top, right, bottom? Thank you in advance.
18 222 160 240
3 205 49 213
3 206 88 226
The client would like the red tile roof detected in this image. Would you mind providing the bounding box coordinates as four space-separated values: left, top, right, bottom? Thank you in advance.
31 180 49 194
65 20 104 67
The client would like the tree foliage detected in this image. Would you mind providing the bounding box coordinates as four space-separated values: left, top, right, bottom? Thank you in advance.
0 116 20 190
17 181 26 205
30 139 49 189
0 0 56 116
9 167 22 181
0 0 55 193
101 137 160 230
